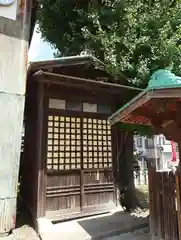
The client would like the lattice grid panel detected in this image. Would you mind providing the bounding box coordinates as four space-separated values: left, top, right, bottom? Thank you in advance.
82 118 112 169
47 116 112 170
47 115 81 170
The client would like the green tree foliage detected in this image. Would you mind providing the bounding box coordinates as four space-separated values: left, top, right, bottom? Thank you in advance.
38 0 181 88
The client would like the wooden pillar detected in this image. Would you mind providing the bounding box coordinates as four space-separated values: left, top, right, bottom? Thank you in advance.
176 143 181 240
147 163 154 239
175 103 181 240
0 1 32 235
109 123 118 207
36 82 46 218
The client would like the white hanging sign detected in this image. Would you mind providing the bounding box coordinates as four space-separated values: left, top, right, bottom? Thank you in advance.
0 0 17 20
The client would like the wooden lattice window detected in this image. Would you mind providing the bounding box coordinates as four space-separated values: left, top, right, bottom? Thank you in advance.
47 115 81 170
82 117 112 169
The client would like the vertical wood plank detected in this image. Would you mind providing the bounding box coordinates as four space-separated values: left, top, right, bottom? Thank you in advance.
37 82 46 218
111 125 118 206
176 170 181 240
148 163 154 239
80 115 84 210
161 173 165 239
175 103 181 240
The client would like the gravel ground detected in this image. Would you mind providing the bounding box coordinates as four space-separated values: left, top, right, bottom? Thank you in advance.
105 228 150 240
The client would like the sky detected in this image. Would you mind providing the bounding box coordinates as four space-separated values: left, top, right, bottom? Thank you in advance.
28 24 54 62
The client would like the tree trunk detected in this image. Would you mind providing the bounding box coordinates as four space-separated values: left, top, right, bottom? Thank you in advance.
115 128 140 211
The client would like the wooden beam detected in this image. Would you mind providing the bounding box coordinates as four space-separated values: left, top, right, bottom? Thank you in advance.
150 88 181 99
135 109 177 123
0 1 32 235
36 75 123 95
34 70 142 92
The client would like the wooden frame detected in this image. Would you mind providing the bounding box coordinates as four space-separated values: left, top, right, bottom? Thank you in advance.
24 81 118 222
22 56 141 224
43 88 115 220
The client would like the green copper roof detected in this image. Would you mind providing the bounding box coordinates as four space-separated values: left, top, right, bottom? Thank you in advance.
148 69 181 89
108 69 181 125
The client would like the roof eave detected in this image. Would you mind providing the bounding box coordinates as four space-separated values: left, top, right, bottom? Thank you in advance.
28 55 107 73
34 70 142 92
108 89 150 126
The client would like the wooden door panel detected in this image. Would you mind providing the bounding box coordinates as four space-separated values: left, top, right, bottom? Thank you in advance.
82 117 112 170
45 112 115 220
46 114 82 217
46 172 81 216
83 170 113 184
82 117 115 211
47 115 81 171
83 170 115 209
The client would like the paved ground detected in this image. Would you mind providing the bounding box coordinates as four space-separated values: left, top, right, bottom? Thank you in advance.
0 209 149 240
39 209 149 240
105 228 150 240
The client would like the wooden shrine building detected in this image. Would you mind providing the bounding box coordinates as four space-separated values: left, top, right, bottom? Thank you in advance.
21 55 141 225
109 69 181 240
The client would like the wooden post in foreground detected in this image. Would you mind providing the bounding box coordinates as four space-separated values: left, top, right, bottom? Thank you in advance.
175 172 181 240
175 104 181 240
0 0 32 235
176 141 181 240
